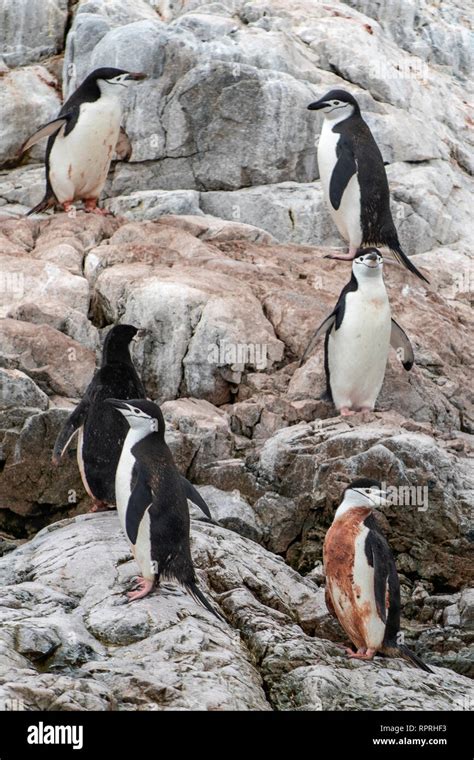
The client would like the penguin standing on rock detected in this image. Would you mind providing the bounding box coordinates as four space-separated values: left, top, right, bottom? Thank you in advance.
323 478 433 672
106 398 224 620
308 89 428 283
21 67 145 216
52 325 212 519
299 248 414 416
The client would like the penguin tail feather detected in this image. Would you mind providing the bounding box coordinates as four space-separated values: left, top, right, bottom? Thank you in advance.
197 516 220 527
398 644 433 673
388 242 429 284
185 581 226 623
27 193 55 216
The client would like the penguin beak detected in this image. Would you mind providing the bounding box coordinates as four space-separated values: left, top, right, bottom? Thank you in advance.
126 72 146 81
366 252 378 262
373 490 388 506
307 98 328 111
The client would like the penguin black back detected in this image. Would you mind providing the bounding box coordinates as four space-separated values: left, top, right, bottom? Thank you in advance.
52 324 145 506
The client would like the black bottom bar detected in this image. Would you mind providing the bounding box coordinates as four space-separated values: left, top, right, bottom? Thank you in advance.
0 710 469 757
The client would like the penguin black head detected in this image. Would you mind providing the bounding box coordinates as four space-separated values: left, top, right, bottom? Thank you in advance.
341 478 387 510
102 324 143 366
106 398 165 438
353 248 383 280
81 67 146 98
307 89 360 121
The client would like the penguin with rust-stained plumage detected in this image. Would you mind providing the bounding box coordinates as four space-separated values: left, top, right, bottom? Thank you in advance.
324 478 433 672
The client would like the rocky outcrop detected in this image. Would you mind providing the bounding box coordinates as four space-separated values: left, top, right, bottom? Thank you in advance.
0 211 471 681
0 512 471 711
0 0 472 708
1 1 472 258
0 0 69 69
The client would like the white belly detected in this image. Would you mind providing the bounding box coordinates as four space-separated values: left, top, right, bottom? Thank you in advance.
49 97 122 202
318 121 362 247
330 527 386 650
328 287 391 410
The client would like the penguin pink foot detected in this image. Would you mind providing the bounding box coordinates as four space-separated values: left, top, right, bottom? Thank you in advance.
127 577 154 601
347 648 376 661
324 246 358 261
89 500 113 513
62 201 74 214
84 198 110 215
340 407 356 417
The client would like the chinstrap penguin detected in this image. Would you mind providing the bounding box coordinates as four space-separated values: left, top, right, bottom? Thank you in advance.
299 248 414 416
21 67 145 216
308 89 428 283
323 478 433 672
52 325 212 520
106 398 224 620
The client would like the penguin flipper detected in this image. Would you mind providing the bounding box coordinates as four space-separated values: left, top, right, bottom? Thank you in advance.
365 528 389 624
20 117 69 153
299 313 336 367
52 398 90 464
126 464 153 545
364 514 401 629
329 136 357 210
114 127 132 161
181 476 213 520
390 319 414 370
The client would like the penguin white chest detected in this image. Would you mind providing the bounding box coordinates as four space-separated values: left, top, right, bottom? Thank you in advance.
49 96 122 202
317 121 362 247
328 286 391 411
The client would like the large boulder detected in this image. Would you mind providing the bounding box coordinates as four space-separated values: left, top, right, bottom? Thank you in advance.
0 512 471 711
0 66 61 166
0 320 95 397
0 0 68 68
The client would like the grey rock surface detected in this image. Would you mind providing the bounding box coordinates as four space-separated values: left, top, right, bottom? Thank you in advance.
0 0 68 68
0 512 471 711
0 0 472 710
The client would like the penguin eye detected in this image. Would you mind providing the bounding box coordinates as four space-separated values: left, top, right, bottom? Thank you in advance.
358 256 364 262
133 408 141 414
333 100 340 105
